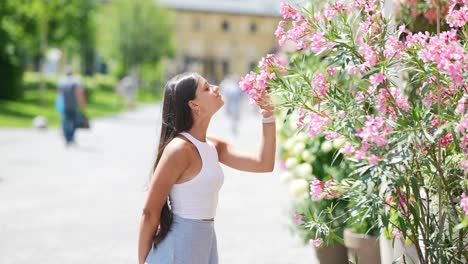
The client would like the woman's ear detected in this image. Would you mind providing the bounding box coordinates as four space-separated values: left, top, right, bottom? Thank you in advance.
188 100 199 111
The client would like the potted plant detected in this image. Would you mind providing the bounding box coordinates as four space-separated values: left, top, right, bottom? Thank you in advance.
241 0 468 263
344 206 381 264
278 110 351 264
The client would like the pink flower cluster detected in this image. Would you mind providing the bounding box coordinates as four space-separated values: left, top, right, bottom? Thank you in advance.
294 212 304 224
439 133 453 147
356 116 391 148
461 158 468 172
418 29 468 86
377 88 410 117
307 112 331 139
310 177 341 201
455 95 468 115
324 1 349 21
239 54 287 104
461 193 468 215
456 117 468 154
312 72 329 97
277 2 334 51
359 43 378 67
446 0 468 28
280 1 300 20
339 139 380 164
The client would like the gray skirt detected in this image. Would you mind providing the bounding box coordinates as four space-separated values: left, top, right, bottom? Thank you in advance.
145 215 218 264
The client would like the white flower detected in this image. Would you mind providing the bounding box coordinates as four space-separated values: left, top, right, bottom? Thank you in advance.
301 150 316 163
297 132 309 142
293 142 306 155
279 171 295 183
289 179 310 199
283 138 296 152
285 157 298 169
321 141 333 153
295 163 313 177
332 137 346 149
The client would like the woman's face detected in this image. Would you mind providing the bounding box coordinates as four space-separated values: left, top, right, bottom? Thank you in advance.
190 76 224 117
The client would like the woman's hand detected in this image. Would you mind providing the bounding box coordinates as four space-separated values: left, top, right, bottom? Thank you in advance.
257 90 275 117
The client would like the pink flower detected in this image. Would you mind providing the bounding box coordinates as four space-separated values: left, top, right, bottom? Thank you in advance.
239 71 257 92
324 4 337 20
369 73 385 86
310 178 324 201
275 21 286 38
323 179 341 199
307 112 330 139
368 154 379 165
355 116 389 147
359 43 378 67
310 238 322 247
347 61 359 76
294 212 304 224
392 228 403 239
312 72 329 96
338 110 346 118
280 1 299 19
327 66 337 76
456 117 468 133
297 108 306 129
325 131 340 140
461 193 468 215
340 142 355 155
455 95 467 114
354 149 366 160
461 158 468 172
439 133 453 147
446 1 468 28
310 31 331 53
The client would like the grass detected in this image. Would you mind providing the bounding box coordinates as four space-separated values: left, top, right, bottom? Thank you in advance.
0 88 126 127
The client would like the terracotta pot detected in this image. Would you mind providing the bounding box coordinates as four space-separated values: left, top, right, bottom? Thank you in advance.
344 228 381 264
315 243 348 264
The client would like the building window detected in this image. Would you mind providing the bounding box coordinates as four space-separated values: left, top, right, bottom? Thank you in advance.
250 23 257 33
193 19 201 31
221 20 229 32
222 61 230 75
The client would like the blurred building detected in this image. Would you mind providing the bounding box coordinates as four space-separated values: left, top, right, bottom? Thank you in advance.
158 0 282 83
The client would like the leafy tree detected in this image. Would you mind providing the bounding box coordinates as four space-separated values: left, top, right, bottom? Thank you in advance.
97 0 174 78
0 0 97 101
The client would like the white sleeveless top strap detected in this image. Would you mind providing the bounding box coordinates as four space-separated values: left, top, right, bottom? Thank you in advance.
169 132 225 219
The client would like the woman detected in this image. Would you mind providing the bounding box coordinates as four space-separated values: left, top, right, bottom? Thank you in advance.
138 72 276 264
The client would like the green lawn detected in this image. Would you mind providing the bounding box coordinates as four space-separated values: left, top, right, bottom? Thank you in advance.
0 88 126 127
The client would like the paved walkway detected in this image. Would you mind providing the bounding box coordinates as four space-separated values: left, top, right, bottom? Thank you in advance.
0 102 318 263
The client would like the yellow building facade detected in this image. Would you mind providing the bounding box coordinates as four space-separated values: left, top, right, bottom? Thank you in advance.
160 1 282 83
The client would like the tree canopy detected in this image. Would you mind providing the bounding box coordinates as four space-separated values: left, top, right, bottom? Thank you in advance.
98 0 174 74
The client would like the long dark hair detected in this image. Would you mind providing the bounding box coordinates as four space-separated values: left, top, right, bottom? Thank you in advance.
151 72 200 245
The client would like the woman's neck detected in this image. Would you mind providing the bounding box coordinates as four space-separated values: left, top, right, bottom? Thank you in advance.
187 117 211 142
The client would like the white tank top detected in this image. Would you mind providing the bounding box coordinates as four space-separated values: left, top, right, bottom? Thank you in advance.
169 132 225 219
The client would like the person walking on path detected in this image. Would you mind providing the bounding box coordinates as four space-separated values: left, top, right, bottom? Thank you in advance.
138 72 276 264
220 74 243 136
57 66 86 146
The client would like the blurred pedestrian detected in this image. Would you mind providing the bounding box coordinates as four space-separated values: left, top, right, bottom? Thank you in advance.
116 69 138 108
57 66 86 146
220 74 243 136
138 72 276 264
